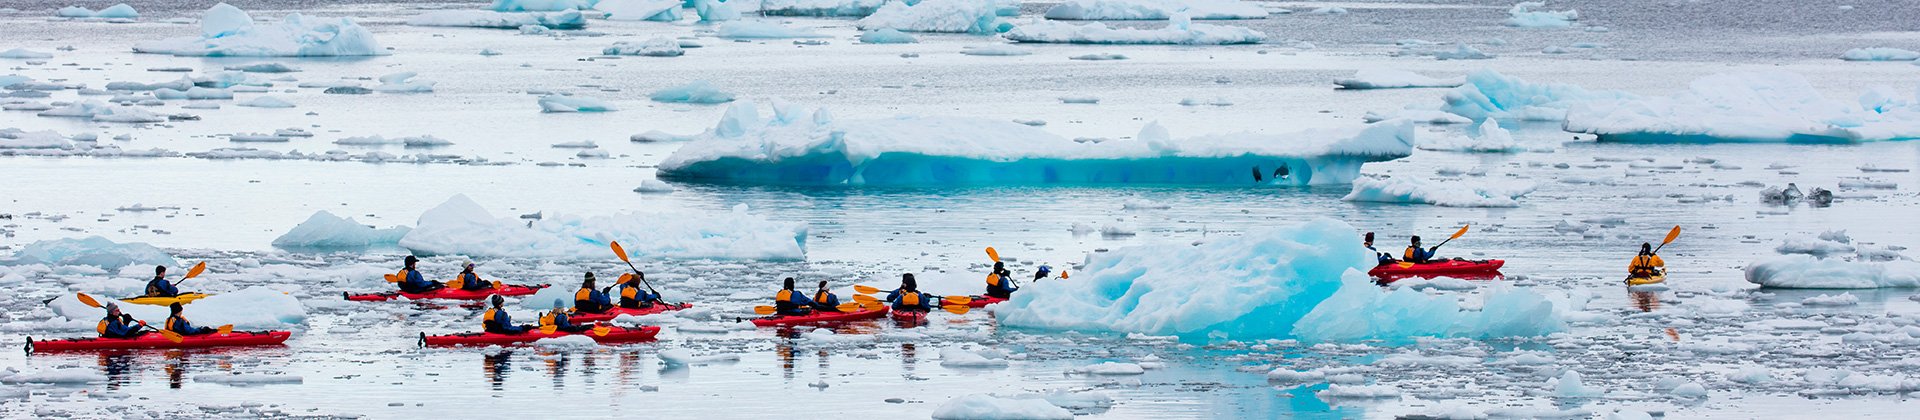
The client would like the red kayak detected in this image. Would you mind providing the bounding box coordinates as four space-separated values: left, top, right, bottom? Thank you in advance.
421 326 661 347
890 309 929 324
27 331 291 353
750 308 887 326
941 295 1007 308
567 303 694 323
1368 259 1505 278
345 284 547 302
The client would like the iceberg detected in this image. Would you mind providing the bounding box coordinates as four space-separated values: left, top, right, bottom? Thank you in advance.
538 95 617 112
1506 2 1577 28
1841 47 1920 61
932 394 1074 420
397 194 807 260
0 129 72 149
1432 43 1492 60
716 21 829 39
1443 69 1634 122
0 48 54 59
272 210 411 248
1334 68 1464 89
650 80 735 104
693 0 741 22
57 6 93 18
596 0 683 21
2 236 177 269
1746 254 1920 289
856 0 1013 34
133 3 385 57
57 4 139 19
1005 14 1265 45
658 101 1415 186
1417 119 1550 152
1342 176 1537 207
492 0 596 11
604 38 686 56
1564 71 1920 143
371 72 435 93
408 10 587 29
858 28 919 44
760 0 889 17
995 218 1565 342
1044 0 1268 20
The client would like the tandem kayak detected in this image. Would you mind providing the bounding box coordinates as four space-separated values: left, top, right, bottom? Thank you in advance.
345 284 547 302
1626 275 1666 286
27 331 291 353
750 308 887 326
1368 259 1505 278
421 326 661 347
941 295 1007 308
567 303 694 323
120 293 211 306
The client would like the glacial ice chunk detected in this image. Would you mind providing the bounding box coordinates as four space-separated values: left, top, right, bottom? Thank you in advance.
649 80 735 104
1342 176 1536 207
716 21 829 39
538 95 617 112
1842 47 1920 61
856 0 1012 34
1005 14 1265 45
596 0 683 21
407 10 587 29
272 210 411 248
1745 254 1920 288
1044 0 1268 20
3 236 177 269
1564 71 1920 143
858 28 919 44
492 0 595 11
759 0 889 17
1506 2 1577 28
135 3 385 57
397 194 808 260
603 38 685 56
659 101 1416 186
932 394 1074 420
1334 68 1464 89
1443 69 1634 122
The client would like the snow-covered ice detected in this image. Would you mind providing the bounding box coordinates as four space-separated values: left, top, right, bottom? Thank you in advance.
1335 69 1464 90
396 194 807 260
1006 14 1265 45
272 211 411 248
856 0 1012 34
1343 176 1537 208
133 3 385 57
1043 0 1268 20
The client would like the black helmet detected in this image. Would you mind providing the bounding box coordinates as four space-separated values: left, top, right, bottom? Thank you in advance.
155 265 167 275
169 302 183 313
1411 235 1422 244
783 277 795 290
1364 232 1374 242
902 273 917 290
404 255 419 265
490 295 504 307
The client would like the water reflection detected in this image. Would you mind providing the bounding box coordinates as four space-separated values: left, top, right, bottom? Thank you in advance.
484 350 511 392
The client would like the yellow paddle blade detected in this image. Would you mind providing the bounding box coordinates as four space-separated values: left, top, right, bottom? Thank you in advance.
447 279 463 289
158 328 184 344
539 325 558 335
593 325 611 337
77 293 102 308
753 305 778 315
1450 225 1470 240
611 241 631 263
986 247 1000 262
384 274 399 283
836 302 863 312
945 296 973 305
1662 225 1682 245
185 261 207 279
853 284 882 295
943 305 970 315
1397 262 1416 268
619 273 635 285
852 295 881 305
864 301 887 311
216 325 234 334
1061 271 1069 279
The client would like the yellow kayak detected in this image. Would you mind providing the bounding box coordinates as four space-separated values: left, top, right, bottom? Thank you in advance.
1626 275 1666 286
120 293 211 306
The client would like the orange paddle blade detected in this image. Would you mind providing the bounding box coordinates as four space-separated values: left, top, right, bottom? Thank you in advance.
185 261 207 279
611 241 631 263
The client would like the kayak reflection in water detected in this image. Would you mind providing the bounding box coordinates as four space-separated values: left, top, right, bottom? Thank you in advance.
397 256 446 294
774 277 815 316
1363 232 1395 266
812 280 843 313
540 299 592 333
1403 235 1439 264
573 272 612 314
145 265 182 297
483 295 532 334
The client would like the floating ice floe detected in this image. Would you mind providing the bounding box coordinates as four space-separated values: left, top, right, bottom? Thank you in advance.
134 3 385 57
633 180 676 193
1443 69 1634 122
1841 47 1920 61
1417 119 1552 152
1432 43 1492 60
1565 71 1920 143
658 101 1415 186
856 0 1013 34
0 129 72 149
858 28 919 44
595 0 683 21
0 48 54 59
272 210 411 248
56 3 139 19
603 38 685 56
1746 254 1920 288
538 94 617 112
996 218 1567 342
693 0 742 22
650 80 735 104
1343 176 1536 207
407 10 588 30
716 20 829 39
759 0 889 17
238 96 296 108
372 72 436 93
2 236 177 269
1334 68 1464 89
397 194 807 260
1006 14 1265 45
493 0 595 11
1506 1 1577 28
1044 0 1268 20
931 394 1074 420
960 44 1032 56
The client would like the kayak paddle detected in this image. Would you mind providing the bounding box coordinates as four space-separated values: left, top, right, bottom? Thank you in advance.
753 305 779 315
216 325 234 334
853 284 883 295
945 296 973 305
539 324 559 335
943 305 970 315
610 241 670 304
1653 225 1681 254
853 294 882 305
76 292 184 343
173 261 207 285
593 324 611 337
986 247 1000 263
834 302 863 312
1430 225 1470 252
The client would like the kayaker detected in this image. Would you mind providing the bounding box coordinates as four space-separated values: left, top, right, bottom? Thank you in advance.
164 303 215 336
573 272 613 314
887 274 935 312
1033 265 1052 281
456 262 492 291
985 262 1018 299
1364 232 1394 265
773 277 815 316
144 265 180 297
97 303 145 339
1403 236 1439 264
540 299 592 333
397 256 446 294
616 272 660 309
1629 242 1665 277
483 295 532 334
811 280 842 313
